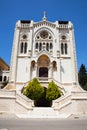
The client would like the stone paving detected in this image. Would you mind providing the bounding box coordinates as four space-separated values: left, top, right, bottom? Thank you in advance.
0 112 87 119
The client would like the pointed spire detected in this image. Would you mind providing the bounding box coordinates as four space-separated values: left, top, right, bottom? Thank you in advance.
42 11 47 21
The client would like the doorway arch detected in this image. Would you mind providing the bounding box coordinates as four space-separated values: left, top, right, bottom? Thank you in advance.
37 55 50 78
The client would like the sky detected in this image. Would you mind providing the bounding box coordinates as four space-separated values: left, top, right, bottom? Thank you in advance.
0 0 87 70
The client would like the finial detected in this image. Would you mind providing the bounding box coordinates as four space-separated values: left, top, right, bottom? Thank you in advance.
42 11 47 21
44 11 46 18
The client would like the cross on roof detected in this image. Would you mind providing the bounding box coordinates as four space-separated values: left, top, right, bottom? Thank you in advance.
42 11 47 21
43 11 46 18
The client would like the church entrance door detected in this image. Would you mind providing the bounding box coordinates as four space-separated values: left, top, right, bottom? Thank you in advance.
39 67 48 77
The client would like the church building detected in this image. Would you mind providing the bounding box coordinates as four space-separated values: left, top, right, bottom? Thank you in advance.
9 13 78 92
1 13 87 117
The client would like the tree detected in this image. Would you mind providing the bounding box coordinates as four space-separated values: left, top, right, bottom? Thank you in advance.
46 81 62 101
23 78 44 100
78 64 87 89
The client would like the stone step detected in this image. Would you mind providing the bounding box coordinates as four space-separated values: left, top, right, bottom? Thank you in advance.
30 107 58 116
40 82 49 87
16 107 70 118
16 107 71 118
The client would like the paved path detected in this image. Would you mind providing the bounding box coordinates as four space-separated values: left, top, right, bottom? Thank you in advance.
0 117 87 130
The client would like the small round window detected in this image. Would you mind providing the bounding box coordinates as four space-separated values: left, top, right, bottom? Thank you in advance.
40 30 48 39
22 34 27 39
37 36 39 39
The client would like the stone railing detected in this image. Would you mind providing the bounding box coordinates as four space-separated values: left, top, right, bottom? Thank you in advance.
21 23 30 28
16 92 33 110
0 89 16 98
22 78 65 93
71 91 87 99
53 93 71 110
52 78 66 93
38 77 49 81
59 24 68 29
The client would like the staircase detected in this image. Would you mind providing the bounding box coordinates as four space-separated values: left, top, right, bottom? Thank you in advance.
53 93 72 113
30 107 57 117
39 78 66 94
16 79 71 118
16 107 70 118
15 92 33 114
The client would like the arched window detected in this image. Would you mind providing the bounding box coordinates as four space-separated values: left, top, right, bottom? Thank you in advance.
39 43 42 51
35 43 38 49
53 61 57 69
31 60 35 68
46 43 49 51
61 43 64 54
65 43 67 54
20 42 23 53
50 43 53 49
24 42 27 53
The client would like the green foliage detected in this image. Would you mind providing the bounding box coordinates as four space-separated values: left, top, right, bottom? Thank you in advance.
78 64 87 89
46 81 62 101
23 78 62 103
83 83 87 91
23 78 44 100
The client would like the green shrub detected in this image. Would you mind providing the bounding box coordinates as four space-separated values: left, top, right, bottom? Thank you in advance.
23 78 44 100
83 83 87 91
46 81 62 101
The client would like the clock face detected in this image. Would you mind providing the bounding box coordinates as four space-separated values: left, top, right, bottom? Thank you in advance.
40 30 48 39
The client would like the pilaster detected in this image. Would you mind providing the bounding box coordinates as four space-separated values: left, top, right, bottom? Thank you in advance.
9 24 20 85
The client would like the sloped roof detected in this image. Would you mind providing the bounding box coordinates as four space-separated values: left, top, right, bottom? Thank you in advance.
0 57 9 70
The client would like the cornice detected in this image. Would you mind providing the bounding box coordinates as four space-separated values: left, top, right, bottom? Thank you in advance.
33 20 56 28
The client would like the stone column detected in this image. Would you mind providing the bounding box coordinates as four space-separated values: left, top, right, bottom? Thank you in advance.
69 26 78 84
32 62 37 79
9 23 20 85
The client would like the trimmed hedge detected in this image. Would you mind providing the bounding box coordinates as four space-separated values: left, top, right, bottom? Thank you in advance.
23 79 62 102
23 78 44 100
46 81 62 101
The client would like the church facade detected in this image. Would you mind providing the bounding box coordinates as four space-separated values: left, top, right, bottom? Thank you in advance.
9 14 78 92
1 14 87 117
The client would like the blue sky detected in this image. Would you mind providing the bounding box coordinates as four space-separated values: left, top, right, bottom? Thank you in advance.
0 0 87 70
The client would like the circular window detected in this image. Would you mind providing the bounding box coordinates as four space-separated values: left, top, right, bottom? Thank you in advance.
40 31 48 39
37 36 39 39
22 34 27 39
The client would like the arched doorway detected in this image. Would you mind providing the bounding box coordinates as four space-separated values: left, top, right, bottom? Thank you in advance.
37 55 50 78
39 67 48 77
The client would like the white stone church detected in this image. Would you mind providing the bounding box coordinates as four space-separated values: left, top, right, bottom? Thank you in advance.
10 14 78 92
0 14 87 117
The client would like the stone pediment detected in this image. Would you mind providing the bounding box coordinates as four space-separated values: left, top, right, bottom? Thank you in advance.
37 50 51 59
34 20 56 28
